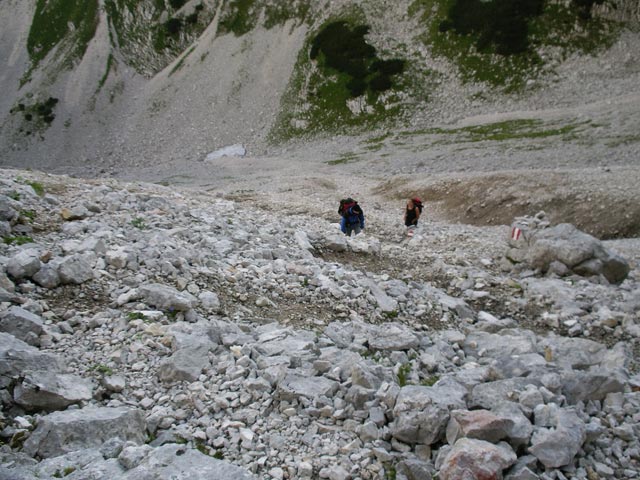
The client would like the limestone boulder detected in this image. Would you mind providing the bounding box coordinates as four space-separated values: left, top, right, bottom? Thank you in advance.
13 372 94 412
23 407 146 459
529 408 586 468
277 373 339 401
0 306 44 346
6 249 41 280
138 283 197 312
439 438 517 480
391 381 468 445
446 409 515 444
0 333 62 388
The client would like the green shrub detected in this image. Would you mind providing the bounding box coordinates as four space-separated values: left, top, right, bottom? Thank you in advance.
165 17 182 35
131 217 147 229
26 180 45 196
8 191 20 201
20 210 37 222
396 363 412 387
169 0 186 9
3 236 34 246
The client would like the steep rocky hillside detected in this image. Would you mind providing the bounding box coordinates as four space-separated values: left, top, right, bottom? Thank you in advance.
0 0 638 172
0 169 639 480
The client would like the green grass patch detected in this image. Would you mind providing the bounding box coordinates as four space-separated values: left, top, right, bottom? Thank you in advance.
131 217 148 229
420 375 440 386
91 364 114 375
396 363 412 387
3 236 35 246
326 152 360 165
20 210 37 222
410 0 621 89
27 180 45 196
218 0 258 36
8 191 21 201
400 118 591 143
169 46 196 76
97 54 115 93
127 312 149 321
27 0 99 67
218 0 310 36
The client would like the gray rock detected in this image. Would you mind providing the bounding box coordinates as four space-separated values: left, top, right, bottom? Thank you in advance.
325 234 348 252
561 370 626 404
0 196 19 221
367 322 419 351
529 408 586 468
198 291 220 311
121 444 256 479
391 381 467 445
158 343 212 383
23 406 146 459
7 249 42 280
277 373 339 401
57 254 94 284
464 330 537 361
139 283 197 311
13 371 94 412
471 378 541 410
0 333 62 388
446 409 515 444
518 223 629 283
32 265 61 289
0 306 44 346
493 403 534 448
362 278 398 313
439 438 517 480
102 375 126 393
396 459 436 480
294 230 314 251
538 335 606 369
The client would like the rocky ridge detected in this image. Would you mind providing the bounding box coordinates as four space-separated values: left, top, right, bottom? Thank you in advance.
0 169 639 480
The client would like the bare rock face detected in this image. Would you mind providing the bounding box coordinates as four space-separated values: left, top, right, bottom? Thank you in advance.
446 409 515 444
507 216 630 284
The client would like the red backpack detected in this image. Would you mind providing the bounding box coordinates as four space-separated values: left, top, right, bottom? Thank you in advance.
412 198 423 213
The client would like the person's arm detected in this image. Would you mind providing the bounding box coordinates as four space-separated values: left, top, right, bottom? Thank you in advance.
415 208 421 221
359 212 365 229
340 216 347 233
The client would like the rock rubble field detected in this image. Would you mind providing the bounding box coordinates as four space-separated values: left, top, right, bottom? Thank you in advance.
0 169 639 480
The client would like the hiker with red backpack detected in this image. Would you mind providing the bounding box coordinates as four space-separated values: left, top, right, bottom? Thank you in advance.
339 198 365 236
404 198 423 236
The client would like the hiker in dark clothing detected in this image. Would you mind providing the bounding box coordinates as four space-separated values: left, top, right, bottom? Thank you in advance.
339 198 365 236
404 198 422 227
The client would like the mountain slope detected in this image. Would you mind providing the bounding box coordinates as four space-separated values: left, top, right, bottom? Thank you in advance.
0 0 638 174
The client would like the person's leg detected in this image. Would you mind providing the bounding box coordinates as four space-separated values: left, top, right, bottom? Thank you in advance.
352 224 362 236
345 224 353 236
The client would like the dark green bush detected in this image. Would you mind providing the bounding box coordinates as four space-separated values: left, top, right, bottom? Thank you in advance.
169 0 186 9
443 0 545 55
165 18 182 35
186 12 198 24
310 21 405 98
572 0 606 19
